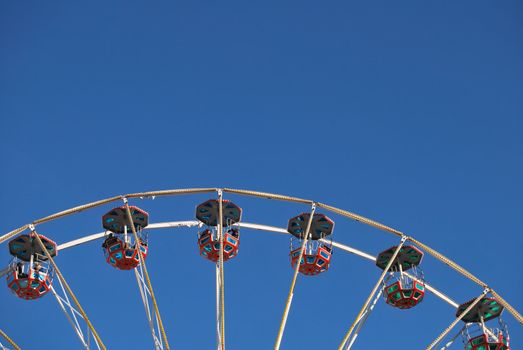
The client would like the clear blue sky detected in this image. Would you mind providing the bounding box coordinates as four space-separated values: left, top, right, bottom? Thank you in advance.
1 1 522 349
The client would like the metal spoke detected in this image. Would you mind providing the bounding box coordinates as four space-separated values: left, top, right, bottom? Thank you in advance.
216 264 223 350
338 236 407 350
439 325 466 350
134 265 163 350
0 330 20 350
50 282 103 350
123 199 170 350
346 286 384 349
32 226 107 350
274 203 316 350
217 189 226 350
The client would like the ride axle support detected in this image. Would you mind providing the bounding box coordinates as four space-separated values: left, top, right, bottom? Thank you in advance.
274 203 317 350
338 236 408 350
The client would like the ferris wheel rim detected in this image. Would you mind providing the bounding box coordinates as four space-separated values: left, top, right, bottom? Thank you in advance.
55 220 460 308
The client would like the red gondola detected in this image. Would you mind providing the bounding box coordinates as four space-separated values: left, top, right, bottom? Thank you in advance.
458 297 510 350
288 213 335 276
101 205 149 270
196 199 242 263
377 245 425 309
6 233 56 300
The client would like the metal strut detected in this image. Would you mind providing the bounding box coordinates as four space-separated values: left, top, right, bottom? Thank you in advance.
439 325 466 350
274 203 317 350
216 264 223 350
338 236 408 350
31 226 107 350
345 285 384 349
217 189 226 350
123 199 171 350
50 282 101 350
0 330 20 350
134 262 164 350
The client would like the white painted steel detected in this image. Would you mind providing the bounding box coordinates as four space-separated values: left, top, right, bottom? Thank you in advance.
346 288 384 349
236 223 459 309
57 232 106 250
217 189 226 350
235 222 287 234
134 265 163 350
323 240 375 262
421 281 459 308
29 220 459 312
50 286 88 349
50 278 102 350
216 264 223 350
56 221 201 251
439 325 465 350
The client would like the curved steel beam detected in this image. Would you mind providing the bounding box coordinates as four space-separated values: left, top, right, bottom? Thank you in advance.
22 220 456 310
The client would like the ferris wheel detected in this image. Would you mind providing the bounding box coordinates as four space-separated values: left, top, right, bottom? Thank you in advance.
0 187 520 350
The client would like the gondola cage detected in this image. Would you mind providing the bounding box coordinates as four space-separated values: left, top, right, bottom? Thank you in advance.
101 205 149 270
6 233 56 300
196 199 242 262
376 245 425 309
458 297 510 350
288 213 335 276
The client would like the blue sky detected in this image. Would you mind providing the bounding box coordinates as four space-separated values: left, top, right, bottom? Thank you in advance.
1 1 522 349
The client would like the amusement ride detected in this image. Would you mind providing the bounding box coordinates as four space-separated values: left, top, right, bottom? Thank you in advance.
0 187 520 349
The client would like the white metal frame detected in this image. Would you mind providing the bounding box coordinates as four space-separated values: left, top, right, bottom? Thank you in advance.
216 263 223 350
50 277 101 350
51 220 460 310
346 287 384 350
134 261 164 350
439 325 466 350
